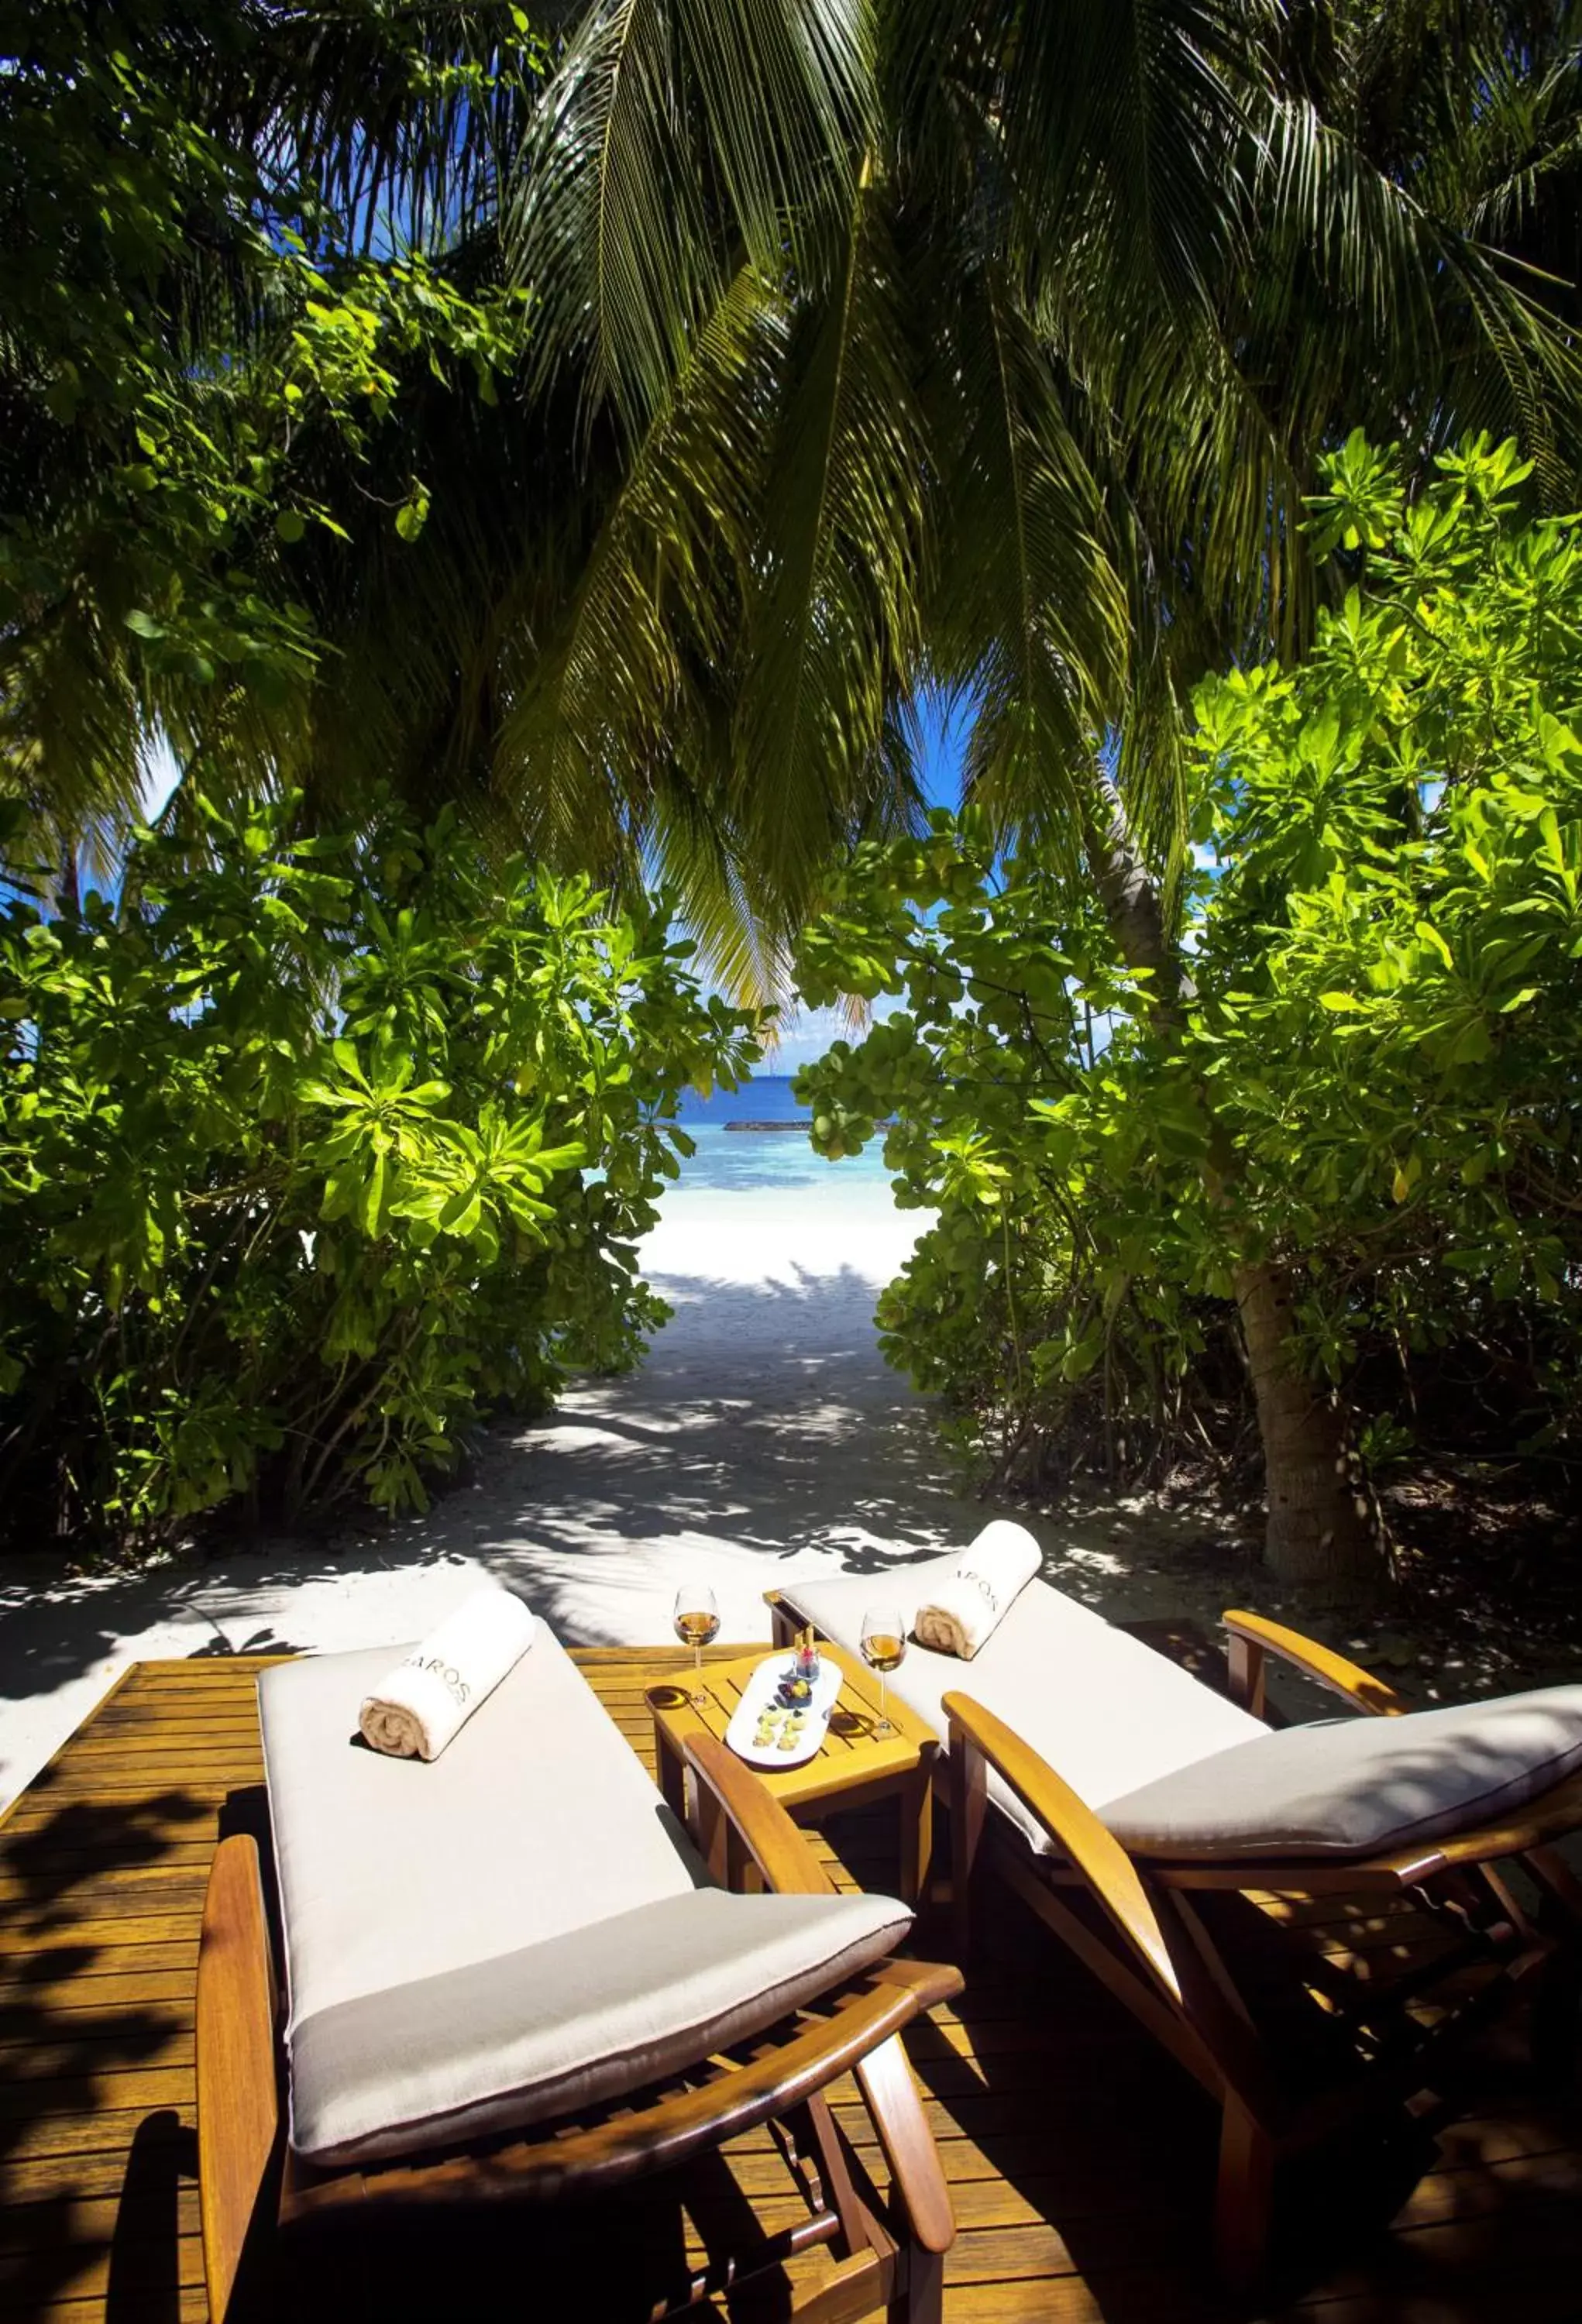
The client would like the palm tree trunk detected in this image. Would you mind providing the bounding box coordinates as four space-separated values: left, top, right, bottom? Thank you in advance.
1082 779 1188 1023
1233 1261 1376 1593
1082 775 1381 1595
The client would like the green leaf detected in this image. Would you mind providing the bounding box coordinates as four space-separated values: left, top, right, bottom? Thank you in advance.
1391 1153 1421 1204
394 483 431 543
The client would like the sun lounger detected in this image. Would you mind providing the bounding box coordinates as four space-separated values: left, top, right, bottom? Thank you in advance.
196 1619 962 2323
770 1567 1582 2288
769 1555 1264 1852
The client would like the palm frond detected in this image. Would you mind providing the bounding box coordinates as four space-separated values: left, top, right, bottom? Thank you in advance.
511 0 873 428
925 269 1129 858
896 0 1265 324
492 263 772 886
731 168 930 920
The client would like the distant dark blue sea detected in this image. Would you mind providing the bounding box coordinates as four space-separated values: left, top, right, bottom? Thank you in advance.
671 1076 889 1192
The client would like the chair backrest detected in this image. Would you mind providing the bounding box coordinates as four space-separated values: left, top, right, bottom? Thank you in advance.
259 1630 912 2168
259 1623 705 2031
781 1563 1262 1850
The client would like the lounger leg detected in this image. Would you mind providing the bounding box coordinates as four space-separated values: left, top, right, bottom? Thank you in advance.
1226 1631 1268 1721
803 2083 941 2324
856 2033 954 2324
1213 2092 1275 2296
1512 1848 1582 2084
1530 1951 1581 2089
892 2244 944 2324
898 1764 933 1908
947 1722 989 1963
1527 1842 1582 1930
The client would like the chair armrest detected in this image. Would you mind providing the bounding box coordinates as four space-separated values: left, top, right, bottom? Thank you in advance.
1223 1611 1407 1721
197 1836 284 2323
941 1691 1180 2003
684 1731 840 1896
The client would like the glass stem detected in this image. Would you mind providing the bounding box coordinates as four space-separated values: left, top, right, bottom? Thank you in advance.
879 1673 886 1730
695 1640 703 1698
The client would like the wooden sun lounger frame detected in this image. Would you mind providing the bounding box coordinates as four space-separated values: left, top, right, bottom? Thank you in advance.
770 1588 1582 2290
945 1611 1582 2290
197 1730 963 2324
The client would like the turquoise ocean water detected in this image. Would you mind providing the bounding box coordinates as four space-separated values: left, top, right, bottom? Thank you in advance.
672 1077 892 1194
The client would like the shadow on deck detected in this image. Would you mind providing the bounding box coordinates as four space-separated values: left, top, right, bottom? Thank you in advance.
3 1653 1581 2322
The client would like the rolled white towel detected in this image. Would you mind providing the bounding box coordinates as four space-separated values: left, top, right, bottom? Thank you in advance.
913 1521 1041 1660
358 1587 536 1762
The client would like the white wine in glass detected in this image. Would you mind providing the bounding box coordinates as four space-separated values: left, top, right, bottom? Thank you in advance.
860 1605 906 1738
673 1585 720 1705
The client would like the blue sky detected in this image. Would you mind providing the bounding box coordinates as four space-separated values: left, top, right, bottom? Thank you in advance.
909 691 972 809
140 735 183 822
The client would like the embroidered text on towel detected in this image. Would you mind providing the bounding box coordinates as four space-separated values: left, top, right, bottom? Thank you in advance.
403 1654 471 1707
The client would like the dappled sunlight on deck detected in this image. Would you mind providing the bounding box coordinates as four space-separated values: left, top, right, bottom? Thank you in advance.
5 1654 1582 2320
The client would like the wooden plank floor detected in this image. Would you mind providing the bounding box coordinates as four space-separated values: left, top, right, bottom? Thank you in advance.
5 1651 1582 2322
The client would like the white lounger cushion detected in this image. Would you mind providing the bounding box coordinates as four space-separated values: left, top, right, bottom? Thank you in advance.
779 1559 1262 1855
260 1629 910 2164
260 1627 704 2023
1099 1684 1582 1863
291 1886 908 2164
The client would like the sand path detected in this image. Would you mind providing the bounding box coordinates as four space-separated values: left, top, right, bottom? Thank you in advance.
0 1181 1220 1810
0 1187 946 1806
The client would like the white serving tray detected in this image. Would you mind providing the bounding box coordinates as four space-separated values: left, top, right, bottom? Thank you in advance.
724 1652 844 1769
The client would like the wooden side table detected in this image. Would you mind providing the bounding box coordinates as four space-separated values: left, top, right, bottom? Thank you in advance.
648 1644 938 1903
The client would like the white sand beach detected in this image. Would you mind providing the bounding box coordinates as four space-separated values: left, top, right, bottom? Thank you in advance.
0 1174 1219 1810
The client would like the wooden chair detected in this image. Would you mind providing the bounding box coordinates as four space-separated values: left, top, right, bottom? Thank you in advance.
946 1610 1582 2291
198 1729 962 2324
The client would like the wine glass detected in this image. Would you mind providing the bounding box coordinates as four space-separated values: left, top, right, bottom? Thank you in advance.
672 1584 720 1706
860 1605 906 1739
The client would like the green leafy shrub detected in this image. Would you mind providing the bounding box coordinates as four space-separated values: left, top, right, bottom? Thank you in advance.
795 435 1582 1493
0 794 756 1548
1 5 540 770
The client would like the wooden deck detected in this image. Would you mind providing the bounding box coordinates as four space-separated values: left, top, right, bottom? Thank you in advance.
5 1648 1582 2322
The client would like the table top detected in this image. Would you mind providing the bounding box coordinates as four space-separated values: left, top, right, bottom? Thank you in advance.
647 1642 937 1808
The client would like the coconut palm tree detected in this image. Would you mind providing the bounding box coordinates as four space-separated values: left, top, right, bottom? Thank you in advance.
287 1 1582 927
12 3 1579 923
